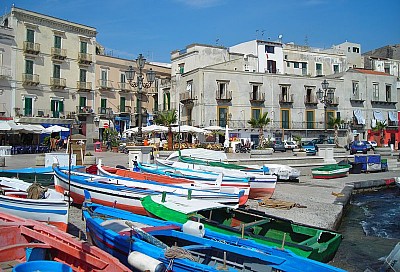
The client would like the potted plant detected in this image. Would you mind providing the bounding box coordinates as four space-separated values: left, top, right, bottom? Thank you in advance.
103 128 119 152
84 152 96 165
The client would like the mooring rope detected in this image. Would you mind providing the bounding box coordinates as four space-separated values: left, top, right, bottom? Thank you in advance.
164 246 196 261
27 183 47 199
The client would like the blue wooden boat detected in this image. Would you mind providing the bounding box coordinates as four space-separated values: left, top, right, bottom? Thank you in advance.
83 192 346 272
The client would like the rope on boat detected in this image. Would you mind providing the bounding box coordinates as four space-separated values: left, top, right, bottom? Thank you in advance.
27 183 47 199
165 246 196 261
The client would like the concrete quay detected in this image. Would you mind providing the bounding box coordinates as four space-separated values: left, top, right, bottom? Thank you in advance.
0 150 399 237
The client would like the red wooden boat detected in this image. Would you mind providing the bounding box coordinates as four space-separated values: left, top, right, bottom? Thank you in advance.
0 212 130 271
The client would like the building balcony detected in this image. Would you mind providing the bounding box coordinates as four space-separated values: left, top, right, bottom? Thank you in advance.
118 82 131 92
78 52 93 65
0 66 12 79
387 121 399 130
249 92 265 103
98 107 111 116
22 73 40 86
76 105 93 115
215 90 232 102
50 77 66 89
350 92 365 103
23 41 40 55
180 92 197 105
51 47 67 60
37 109 66 118
304 95 318 106
98 79 113 91
329 97 339 107
77 81 92 92
279 94 294 104
371 98 398 105
118 105 132 114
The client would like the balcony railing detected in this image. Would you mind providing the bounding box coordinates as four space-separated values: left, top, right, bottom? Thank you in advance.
216 90 232 101
76 105 93 114
77 81 92 91
78 52 93 65
22 73 40 86
23 41 40 55
279 94 294 103
51 47 67 60
98 79 113 90
0 66 12 79
50 77 66 89
304 94 318 105
118 82 131 92
180 92 196 104
118 105 132 114
329 96 339 106
249 92 265 102
98 107 109 115
350 92 364 102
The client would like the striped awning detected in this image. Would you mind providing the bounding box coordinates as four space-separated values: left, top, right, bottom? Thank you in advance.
389 111 398 122
353 109 365 125
373 110 386 123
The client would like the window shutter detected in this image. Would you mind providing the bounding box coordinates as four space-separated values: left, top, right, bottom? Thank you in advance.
54 36 61 49
25 60 33 75
59 101 64 112
51 100 55 111
26 29 34 42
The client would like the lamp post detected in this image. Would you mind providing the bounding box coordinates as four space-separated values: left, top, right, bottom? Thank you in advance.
317 79 335 133
125 54 156 144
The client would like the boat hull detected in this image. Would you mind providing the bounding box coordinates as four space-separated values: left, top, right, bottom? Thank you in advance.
311 165 350 179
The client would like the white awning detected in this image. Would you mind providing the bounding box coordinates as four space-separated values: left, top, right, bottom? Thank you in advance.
389 111 398 122
353 109 365 125
373 110 386 123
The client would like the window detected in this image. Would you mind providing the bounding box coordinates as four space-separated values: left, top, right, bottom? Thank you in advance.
53 64 61 78
186 81 193 94
294 62 299 68
265 45 274 54
218 107 228 127
100 98 107 114
281 109 290 129
280 85 290 101
101 69 108 86
26 29 34 42
120 73 126 83
79 96 87 107
301 63 307 75
306 110 314 129
79 69 87 82
386 85 392 102
163 92 170 110
25 60 34 75
384 64 390 74
120 96 126 112
80 41 87 54
352 81 359 95
51 100 64 118
352 47 360 53
267 60 276 73
24 97 33 117
251 85 260 100
373 83 379 100
333 64 339 74
251 108 261 120
217 81 227 98
178 64 184 74
286 62 290 67
54 35 62 49
316 63 322 76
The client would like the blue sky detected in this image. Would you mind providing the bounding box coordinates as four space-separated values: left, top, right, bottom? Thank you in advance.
3 0 400 63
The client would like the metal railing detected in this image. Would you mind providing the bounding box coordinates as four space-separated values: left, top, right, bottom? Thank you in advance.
22 73 39 85
350 92 364 101
179 92 196 102
118 82 131 92
118 105 132 113
78 52 92 63
304 94 318 104
77 81 92 91
249 92 265 102
76 105 93 114
216 90 232 100
23 41 40 54
0 66 12 78
279 94 294 103
51 47 67 59
98 79 113 90
50 77 66 88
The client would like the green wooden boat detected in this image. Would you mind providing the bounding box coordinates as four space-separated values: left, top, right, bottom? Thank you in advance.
179 154 255 170
311 164 351 179
141 194 343 263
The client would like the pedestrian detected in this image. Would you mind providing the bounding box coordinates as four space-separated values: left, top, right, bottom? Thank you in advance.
133 156 139 172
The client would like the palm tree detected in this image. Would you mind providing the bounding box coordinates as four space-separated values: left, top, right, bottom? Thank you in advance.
247 112 271 148
373 121 387 146
153 109 177 150
328 116 344 147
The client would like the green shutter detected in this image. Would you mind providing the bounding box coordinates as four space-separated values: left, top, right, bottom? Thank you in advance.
282 110 289 129
54 36 61 49
80 41 87 53
53 65 60 78
79 96 86 107
25 97 32 116
59 101 64 112
79 69 86 82
25 60 33 75
101 98 107 108
26 29 34 42
120 97 126 111
51 100 55 111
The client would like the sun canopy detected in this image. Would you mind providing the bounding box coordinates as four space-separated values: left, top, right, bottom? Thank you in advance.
389 111 398 122
373 110 386 123
44 125 70 133
353 109 366 125
172 125 205 133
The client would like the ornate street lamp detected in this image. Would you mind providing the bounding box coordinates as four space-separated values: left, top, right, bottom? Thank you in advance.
125 54 156 144
316 79 335 133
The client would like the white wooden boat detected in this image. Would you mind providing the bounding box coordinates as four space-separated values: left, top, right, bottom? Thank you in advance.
156 159 277 199
0 177 69 231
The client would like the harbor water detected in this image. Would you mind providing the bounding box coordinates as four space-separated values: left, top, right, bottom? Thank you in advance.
331 186 400 271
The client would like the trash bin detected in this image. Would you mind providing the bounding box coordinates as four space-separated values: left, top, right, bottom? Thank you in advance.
349 162 363 174
381 158 388 172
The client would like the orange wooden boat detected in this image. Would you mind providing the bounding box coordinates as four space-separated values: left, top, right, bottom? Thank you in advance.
0 212 130 271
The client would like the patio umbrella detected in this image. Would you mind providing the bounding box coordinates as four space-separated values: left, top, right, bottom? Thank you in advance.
223 124 230 151
142 124 168 133
172 125 205 134
203 125 225 132
0 121 11 131
45 125 70 133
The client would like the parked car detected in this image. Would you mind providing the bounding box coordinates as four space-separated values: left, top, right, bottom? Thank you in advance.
368 141 377 149
301 141 317 155
362 140 372 151
284 141 297 150
349 141 368 155
273 141 286 152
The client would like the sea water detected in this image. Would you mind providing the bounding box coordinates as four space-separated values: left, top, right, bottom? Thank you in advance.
331 187 400 271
